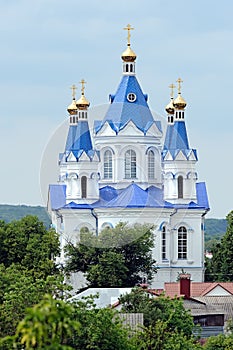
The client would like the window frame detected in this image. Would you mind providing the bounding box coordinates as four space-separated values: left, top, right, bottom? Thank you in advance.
103 150 113 179
125 149 137 179
178 226 187 260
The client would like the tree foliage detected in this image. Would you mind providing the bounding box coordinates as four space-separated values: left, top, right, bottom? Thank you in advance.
65 222 156 287
0 295 134 350
119 287 194 337
205 210 233 281
0 216 64 338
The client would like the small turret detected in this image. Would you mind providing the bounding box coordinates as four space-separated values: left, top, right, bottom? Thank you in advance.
122 24 136 75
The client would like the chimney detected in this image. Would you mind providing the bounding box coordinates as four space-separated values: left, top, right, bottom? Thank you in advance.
179 273 191 299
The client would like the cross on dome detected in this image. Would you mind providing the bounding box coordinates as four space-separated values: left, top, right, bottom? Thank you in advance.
70 84 77 99
169 83 176 98
176 78 183 94
123 24 134 46
79 79 87 95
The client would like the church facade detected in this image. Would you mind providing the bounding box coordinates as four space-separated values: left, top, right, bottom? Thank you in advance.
48 26 209 289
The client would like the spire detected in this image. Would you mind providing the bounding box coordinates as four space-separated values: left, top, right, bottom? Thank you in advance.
121 24 136 75
65 79 93 152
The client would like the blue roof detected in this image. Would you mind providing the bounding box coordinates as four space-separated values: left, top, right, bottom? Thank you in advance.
65 121 93 153
196 182 210 209
49 184 66 210
96 183 172 208
49 182 209 211
98 75 155 132
163 121 189 151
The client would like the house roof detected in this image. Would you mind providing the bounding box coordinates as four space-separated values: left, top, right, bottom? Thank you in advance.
164 282 233 298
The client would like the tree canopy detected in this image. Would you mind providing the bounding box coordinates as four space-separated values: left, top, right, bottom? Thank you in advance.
0 216 65 338
65 222 156 287
205 210 233 281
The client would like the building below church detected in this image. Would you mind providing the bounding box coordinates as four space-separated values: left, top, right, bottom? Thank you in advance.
48 25 209 289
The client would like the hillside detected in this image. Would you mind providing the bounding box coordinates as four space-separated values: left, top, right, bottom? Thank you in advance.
0 204 51 228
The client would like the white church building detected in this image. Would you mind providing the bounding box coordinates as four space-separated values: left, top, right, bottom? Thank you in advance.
48 26 209 289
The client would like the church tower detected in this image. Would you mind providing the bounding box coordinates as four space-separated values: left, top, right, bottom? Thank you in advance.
59 81 100 204
94 24 163 190
163 79 198 204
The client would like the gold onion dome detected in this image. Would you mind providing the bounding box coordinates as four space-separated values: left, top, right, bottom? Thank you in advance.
76 79 90 110
121 24 137 62
67 98 78 115
76 94 90 110
165 99 175 115
173 93 187 110
121 45 137 62
173 78 187 110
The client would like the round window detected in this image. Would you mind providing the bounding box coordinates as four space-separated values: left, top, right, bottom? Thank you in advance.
127 93 136 102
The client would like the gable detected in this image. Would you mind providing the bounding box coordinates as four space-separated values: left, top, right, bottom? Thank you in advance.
146 122 163 137
118 120 144 136
174 150 187 161
205 285 232 296
66 152 77 162
96 121 116 136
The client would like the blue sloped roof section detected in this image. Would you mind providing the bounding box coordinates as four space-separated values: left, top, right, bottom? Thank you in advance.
100 75 155 132
62 201 94 209
196 182 210 209
65 125 77 151
49 184 66 210
72 121 93 152
65 121 93 153
97 183 172 208
163 121 189 150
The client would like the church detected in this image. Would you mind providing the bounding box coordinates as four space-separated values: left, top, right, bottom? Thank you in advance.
48 25 209 289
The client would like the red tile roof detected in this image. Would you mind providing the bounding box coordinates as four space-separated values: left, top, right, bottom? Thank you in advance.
164 282 233 298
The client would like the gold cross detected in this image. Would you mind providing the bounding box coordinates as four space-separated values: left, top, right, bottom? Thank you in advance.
169 83 176 98
70 84 77 99
176 78 183 93
79 79 86 95
123 24 134 45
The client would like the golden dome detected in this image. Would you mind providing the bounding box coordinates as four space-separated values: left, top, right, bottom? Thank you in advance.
121 45 137 62
165 98 175 115
67 98 78 115
76 94 90 110
173 93 187 110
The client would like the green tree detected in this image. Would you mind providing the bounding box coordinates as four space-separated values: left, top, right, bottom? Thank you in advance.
205 210 233 281
65 222 156 287
0 295 135 350
15 294 80 350
0 215 60 275
0 216 64 338
0 265 66 337
119 287 194 337
203 334 233 350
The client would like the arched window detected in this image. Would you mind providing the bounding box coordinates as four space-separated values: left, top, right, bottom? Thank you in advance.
81 176 87 198
130 64 133 72
178 226 187 259
148 150 155 179
178 175 183 198
162 226 166 260
126 64 129 72
103 150 113 179
125 149 136 179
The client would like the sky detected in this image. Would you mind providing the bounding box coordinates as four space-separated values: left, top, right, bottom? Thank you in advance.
0 0 233 218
